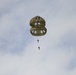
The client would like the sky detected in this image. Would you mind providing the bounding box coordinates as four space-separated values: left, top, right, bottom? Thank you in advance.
0 0 76 75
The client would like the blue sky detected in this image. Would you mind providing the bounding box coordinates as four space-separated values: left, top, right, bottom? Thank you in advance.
0 0 76 75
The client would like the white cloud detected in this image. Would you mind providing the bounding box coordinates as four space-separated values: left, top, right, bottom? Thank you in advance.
0 45 76 75
0 0 76 75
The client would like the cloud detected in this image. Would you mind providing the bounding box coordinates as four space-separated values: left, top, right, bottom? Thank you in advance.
0 44 76 75
0 0 76 75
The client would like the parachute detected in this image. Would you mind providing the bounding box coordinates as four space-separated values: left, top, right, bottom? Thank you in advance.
30 16 47 50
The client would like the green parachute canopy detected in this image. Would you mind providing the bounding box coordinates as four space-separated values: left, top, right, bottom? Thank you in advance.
30 16 47 36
